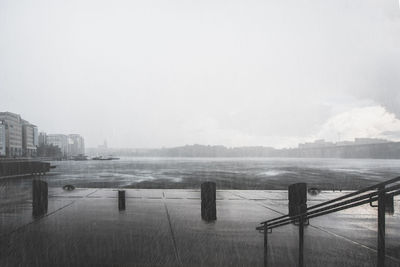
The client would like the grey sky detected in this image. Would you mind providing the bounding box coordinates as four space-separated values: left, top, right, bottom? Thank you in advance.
1 0 400 148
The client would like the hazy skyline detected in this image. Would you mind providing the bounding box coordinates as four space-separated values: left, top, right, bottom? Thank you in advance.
1 0 400 148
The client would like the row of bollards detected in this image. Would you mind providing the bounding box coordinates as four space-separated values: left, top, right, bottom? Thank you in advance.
33 180 308 223
32 182 128 216
33 181 218 222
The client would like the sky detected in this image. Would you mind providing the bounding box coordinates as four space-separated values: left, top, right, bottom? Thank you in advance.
1 0 400 148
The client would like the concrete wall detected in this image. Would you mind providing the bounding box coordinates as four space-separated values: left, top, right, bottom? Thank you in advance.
0 161 50 177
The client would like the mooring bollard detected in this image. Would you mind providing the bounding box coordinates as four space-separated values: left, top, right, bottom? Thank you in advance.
288 183 307 218
201 182 216 221
118 190 126 211
32 180 48 217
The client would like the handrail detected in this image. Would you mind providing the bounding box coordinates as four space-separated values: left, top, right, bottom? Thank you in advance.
256 182 400 230
257 176 400 267
259 176 400 226
263 189 400 230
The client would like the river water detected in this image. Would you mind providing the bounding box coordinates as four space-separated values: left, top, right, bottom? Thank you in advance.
17 157 400 190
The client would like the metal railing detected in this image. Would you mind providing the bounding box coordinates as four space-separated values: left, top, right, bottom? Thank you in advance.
256 176 400 267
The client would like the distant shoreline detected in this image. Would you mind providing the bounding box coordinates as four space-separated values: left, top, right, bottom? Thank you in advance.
87 142 400 159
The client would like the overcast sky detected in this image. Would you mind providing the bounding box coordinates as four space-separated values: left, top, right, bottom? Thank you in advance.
1 0 400 148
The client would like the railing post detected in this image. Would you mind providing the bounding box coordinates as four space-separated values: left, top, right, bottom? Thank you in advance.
264 223 268 267
299 216 304 267
288 183 306 267
377 187 386 266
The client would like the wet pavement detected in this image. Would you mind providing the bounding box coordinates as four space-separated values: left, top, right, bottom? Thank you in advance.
1 187 400 266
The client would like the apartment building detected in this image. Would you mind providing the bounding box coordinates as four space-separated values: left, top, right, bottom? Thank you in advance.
0 112 23 157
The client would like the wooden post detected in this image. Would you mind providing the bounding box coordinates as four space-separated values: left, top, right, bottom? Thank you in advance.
32 180 48 217
288 183 307 218
264 223 268 267
201 182 216 221
288 183 307 267
377 187 386 266
118 190 126 211
299 216 304 267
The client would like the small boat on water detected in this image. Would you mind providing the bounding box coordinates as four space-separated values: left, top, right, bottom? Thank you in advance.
91 156 120 161
72 154 88 161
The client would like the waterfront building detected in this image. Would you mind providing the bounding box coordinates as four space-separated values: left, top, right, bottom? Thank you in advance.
47 134 69 157
336 141 353 146
0 121 5 156
299 138 391 150
98 140 108 149
68 134 85 156
94 140 109 155
0 112 23 157
298 139 335 149
354 138 389 145
22 120 38 157
38 132 47 146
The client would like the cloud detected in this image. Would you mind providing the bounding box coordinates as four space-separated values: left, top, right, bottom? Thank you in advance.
315 106 400 142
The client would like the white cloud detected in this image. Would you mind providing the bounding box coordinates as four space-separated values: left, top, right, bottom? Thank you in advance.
315 106 400 142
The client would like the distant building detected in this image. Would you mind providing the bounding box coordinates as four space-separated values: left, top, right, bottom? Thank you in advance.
0 112 23 157
0 121 5 156
299 138 391 150
93 140 108 155
0 111 87 158
68 134 85 156
47 134 69 157
38 132 47 146
21 120 38 157
336 141 353 146
298 139 334 149
98 140 108 149
354 138 389 145
45 133 85 157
